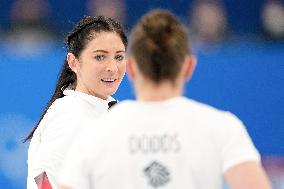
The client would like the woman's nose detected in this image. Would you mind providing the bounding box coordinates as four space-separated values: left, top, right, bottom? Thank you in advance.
106 59 118 72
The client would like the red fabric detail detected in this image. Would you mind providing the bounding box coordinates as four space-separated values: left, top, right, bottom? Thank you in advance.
35 172 53 189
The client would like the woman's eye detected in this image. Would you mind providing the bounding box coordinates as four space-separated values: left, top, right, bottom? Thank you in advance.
94 55 105 61
115 55 124 61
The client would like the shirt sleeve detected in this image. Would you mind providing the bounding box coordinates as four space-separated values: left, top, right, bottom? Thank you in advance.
31 112 91 188
58 128 93 189
221 112 261 173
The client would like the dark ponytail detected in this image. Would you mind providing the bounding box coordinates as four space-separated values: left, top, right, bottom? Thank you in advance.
24 15 127 142
23 60 76 142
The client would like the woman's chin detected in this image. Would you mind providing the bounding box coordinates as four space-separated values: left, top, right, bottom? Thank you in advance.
103 87 118 97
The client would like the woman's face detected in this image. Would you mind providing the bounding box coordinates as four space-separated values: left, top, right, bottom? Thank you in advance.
75 31 126 99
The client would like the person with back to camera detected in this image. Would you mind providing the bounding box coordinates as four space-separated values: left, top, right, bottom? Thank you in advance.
25 15 127 189
58 10 272 189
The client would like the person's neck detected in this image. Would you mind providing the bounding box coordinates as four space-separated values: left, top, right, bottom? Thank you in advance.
135 79 183 102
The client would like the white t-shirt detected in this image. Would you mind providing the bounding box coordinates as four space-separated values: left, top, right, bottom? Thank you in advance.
59 97 260 189
27 89 115 189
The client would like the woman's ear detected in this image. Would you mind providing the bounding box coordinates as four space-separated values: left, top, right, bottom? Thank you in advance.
126 57 137 81
183 55 197 81
66 53 78 73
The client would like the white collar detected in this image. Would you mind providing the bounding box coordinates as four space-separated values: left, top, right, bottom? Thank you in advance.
63 89 116 112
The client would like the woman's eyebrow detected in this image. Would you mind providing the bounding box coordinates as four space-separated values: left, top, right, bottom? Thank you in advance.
116 50 125 53
92 50 125 53
93 50 108 53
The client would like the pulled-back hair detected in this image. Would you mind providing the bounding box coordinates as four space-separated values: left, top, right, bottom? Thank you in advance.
130 10 191 83
24 16 127 142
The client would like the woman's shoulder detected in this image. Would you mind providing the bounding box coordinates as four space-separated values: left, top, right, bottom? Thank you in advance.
49 95 91 114
40 96 89 124
38 96 94 131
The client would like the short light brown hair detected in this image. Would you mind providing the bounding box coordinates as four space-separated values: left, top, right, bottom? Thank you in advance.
130 9 191 83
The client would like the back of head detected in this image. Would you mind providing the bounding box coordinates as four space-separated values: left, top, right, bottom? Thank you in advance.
130 10 191 83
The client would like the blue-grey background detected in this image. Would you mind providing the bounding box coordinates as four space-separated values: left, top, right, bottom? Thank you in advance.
0 0 284 188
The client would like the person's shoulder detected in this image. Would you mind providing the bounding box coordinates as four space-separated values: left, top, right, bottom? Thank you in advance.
111 99 136 109
83 101 136 134
183 97 242 126
107 100 137 115
39 96 93 129
179 97 224 114
55 95 84 108
47 95 93 115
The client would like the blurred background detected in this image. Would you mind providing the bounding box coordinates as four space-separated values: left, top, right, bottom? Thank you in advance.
0 0 283 188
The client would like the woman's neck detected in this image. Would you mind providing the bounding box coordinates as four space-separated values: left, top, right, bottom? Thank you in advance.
135 79 183 102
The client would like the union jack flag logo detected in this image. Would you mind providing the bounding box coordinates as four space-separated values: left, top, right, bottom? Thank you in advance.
144 161 170 187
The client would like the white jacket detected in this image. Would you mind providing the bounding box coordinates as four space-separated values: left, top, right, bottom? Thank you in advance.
59 97 260 189
27 89 115 189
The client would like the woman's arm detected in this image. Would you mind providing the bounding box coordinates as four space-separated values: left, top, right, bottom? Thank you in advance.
225 161 272 189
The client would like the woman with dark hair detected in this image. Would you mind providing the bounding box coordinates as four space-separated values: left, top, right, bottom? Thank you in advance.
26 15 127 189
58 10 271 189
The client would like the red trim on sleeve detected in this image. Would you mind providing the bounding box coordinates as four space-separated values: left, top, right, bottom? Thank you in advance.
34 172 53 189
